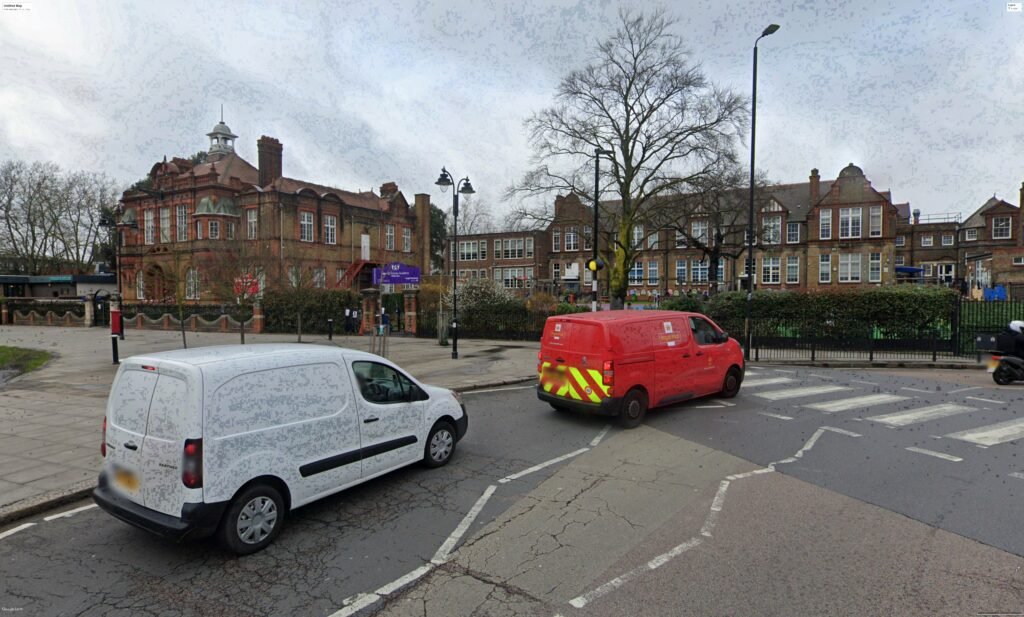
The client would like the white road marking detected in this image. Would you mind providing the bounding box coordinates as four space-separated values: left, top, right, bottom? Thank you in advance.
464 385 535 395
374 564 434 596
694 404 724 409
332 593 380 616
966 396 1006 405
805 394 909 413
589 425 612 447
499 448 589 484
900 387 933 394
868 403 976 427
1009 472 1024 480
0 522 35 540
570 425 857 609
432 484 497 563
715 400 736 407
740 377 795 388
43 504 98 521
822 426 862 437
851 380 879 386
808 373 834 380
948 386 981 394
773 369 797 374
758 412 793 420
946 418 1024 447
905 447 963 462
754 385 851 401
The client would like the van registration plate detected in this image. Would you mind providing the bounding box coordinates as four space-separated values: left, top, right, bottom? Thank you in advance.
543 366 566 386
113 468 139 492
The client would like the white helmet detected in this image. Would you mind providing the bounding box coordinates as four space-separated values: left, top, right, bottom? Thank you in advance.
1011 321 1024 334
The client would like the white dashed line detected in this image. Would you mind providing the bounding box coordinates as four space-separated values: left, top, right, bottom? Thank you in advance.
821 426 862 438
589 425 612 447
948 386 981 394
905 447 963 462
946 418 1024 446
43 504 98 521
805 394 909 413
807 373 834 380
868 403 976 427
851 380 879 386
741 377 795 388
966 396 1005 405
694 404 724 409
758 412 793 421
0 523 36 540
900 387 933 394
499 448 589 484
754 385 851 401
432 484 497 563
464 385 536 395
773 369 797 374
1009 472 1024 480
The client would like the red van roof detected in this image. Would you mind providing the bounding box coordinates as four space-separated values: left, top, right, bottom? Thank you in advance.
552 310 695 324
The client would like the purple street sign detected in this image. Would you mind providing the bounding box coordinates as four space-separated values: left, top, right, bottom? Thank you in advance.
372 263 421 285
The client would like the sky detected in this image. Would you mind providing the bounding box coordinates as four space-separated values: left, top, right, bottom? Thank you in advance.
1 0 1022 222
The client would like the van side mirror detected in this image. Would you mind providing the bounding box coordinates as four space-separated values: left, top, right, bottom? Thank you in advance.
717 332 729 344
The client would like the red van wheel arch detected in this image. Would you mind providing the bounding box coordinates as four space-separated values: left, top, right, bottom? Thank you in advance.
720 367 742 398
617 388 648 429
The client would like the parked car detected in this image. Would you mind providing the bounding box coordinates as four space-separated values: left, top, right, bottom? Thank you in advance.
537 310 744 428
93 344 467 555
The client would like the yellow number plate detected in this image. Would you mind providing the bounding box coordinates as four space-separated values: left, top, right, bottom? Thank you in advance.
114 469 139 491
988 359 1000 373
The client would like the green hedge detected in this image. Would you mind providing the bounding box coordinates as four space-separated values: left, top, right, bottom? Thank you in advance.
554 303 590 315
262 289 361 334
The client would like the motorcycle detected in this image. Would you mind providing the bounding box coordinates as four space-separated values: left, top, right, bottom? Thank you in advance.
989 353 1024 385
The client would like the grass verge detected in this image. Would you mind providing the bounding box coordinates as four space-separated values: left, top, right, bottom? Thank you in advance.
0 346 52 375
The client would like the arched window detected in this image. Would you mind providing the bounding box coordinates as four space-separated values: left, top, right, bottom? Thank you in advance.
185 268 200 300
136 271 145 300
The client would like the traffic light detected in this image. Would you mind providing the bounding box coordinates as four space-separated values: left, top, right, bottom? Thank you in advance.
587 258 605 272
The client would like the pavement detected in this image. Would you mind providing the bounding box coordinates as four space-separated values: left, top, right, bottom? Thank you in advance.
0 324 984 525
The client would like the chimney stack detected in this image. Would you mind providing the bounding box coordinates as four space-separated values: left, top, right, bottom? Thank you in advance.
912 208 921 224
415 193 432 274
809 168 820 204
257 136 283 187
380 182 399 197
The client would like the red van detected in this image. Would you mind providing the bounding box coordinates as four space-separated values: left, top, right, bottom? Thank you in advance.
537 310 744 428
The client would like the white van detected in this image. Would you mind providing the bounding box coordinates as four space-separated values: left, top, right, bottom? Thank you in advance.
93 344 468 555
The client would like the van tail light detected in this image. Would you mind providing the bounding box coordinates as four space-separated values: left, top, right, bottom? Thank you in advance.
537 351 543 374
182 438 203 489
602 360 614 387
101 417 107 458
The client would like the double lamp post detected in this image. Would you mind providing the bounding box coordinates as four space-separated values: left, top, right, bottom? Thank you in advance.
435 167 476 360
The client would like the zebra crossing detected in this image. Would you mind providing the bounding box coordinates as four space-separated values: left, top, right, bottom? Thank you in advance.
742 367 1022 456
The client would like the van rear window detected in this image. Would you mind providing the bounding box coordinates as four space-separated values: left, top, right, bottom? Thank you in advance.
146 375 188 440
110 369 157 434
543 320 606 353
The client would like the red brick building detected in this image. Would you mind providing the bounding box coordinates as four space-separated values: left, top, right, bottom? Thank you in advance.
118 118 431 303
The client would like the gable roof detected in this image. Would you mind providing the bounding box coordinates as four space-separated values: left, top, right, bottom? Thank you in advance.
185 152 259 186
963 197 1018 229
269 177 383 211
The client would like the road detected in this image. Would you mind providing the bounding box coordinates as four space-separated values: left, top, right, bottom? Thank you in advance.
2 367 1023 616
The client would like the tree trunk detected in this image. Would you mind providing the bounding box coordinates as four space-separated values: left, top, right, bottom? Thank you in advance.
178 305 188 349
297 311 302 343
240 312 246 344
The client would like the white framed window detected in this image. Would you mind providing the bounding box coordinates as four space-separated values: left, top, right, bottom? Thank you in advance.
494 239 501 259
525 237 534 258
402 228 411 252
675 229 687 248
895 235 905 247
647 261 658 285
923 263 934 277
159 207 170 243
288 265 300 288
185 268 200 300
565 226 578 251
480 269 488 278
786 222 800 244
226 222 235 240
921 235 933 247
583 225 592 251
313 267 326 288
459 241 479 261
502 238 524 259
385 224 395 250
937 263 954 282
839 207 862 239
869 252 881 282
552 262 561 281
691 220 708 245
176 205 187 242
744 257 756 285
993 217 1011 239
692 259 709 283
136 271 145 299
553 228 561 252
209 220 220 240
786 255 799 284
647 231 658 249
869 206 882 237
196 219 203 240
895 255 905 266
675 259 687 283
247 209 258 240
584 268 592 284
300 212 314 242
839 253 861 282
819 254 832 283
628 262 643 285
324 215 337 245
764 216 782 244
941 234 953 246
632 225 643 249
762 257 781 284
1013 256 1024 266
718 257 725 282
965 228 978 241
819 209 832 240
144 210 155 245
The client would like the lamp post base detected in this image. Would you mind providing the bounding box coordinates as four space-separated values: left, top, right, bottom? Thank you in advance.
451 351 459 360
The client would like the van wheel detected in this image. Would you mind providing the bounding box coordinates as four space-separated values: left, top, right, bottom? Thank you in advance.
423 421 457 468
720 367 742 398
219 484 285 556
617 389 647 429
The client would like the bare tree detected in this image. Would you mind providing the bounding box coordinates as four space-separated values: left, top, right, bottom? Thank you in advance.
507 9 747 305
448 195 496 235
202 236 274 344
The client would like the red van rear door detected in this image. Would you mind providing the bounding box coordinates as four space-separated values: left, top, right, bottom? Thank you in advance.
540 319 609 404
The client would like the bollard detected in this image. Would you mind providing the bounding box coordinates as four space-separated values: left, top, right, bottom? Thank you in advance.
328 318 334 341
111 334 119 365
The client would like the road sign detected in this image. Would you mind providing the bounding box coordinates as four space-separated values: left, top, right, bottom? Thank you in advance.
372 263 421 285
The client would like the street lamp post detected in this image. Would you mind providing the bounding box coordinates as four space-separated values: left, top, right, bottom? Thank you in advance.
745 23 780 361
592 148 614 312
435 167 476 360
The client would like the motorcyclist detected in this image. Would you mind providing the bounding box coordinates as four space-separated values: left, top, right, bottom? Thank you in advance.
1008 321 1024 358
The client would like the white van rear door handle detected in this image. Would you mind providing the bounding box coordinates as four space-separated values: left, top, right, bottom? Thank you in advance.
363 417 379 424
123 441 138 451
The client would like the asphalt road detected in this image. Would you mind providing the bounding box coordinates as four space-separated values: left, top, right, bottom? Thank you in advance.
2 367 1023 616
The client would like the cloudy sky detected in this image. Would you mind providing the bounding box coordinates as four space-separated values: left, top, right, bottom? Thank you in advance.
1 0 1021 221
